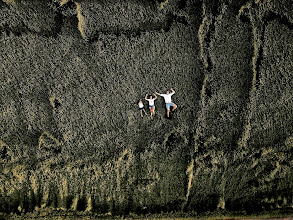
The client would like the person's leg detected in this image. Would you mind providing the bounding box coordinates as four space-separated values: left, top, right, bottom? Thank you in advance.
172 103 177 111
140 110 143 117
149 107 152 119
143 109 147 115
166 104 170 117
153 107 155 116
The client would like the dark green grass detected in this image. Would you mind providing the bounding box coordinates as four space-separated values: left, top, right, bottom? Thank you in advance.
0 0 292 217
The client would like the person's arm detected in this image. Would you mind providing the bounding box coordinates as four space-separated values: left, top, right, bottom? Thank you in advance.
170 88 175 94
155 91 162 96
145 93 148 100
153 93 157 100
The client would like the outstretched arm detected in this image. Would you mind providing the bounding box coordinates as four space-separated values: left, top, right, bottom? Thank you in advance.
153 93 157 100
170 88 175 94
155 91 161 96
145 93 148 100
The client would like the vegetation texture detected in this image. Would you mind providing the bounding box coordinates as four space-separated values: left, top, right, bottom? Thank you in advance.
0 0 292 218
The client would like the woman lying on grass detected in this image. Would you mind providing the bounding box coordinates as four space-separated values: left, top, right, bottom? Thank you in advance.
145 93 157 120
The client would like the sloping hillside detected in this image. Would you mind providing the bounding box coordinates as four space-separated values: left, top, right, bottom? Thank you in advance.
0 0 292 218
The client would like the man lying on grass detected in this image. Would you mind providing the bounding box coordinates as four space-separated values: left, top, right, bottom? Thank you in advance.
155 88 177 118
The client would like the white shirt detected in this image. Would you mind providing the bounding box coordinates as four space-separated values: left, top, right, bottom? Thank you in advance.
138 102 144 108
146 99 155 106
160 92 174 103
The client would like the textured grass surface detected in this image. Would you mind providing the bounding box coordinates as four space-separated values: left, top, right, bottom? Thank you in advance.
0 0 292 217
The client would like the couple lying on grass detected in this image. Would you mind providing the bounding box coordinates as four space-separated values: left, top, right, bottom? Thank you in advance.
138 88 177 119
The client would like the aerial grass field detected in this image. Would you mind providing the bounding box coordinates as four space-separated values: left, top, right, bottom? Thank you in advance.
0 0 292 218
